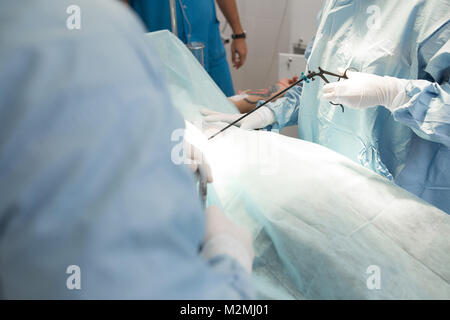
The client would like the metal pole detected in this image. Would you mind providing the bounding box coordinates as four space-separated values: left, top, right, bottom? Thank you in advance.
169 0 178 37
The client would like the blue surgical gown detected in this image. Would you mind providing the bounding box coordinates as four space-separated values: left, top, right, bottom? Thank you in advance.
0 0 252 299
266 0 450 213
130 0 235 97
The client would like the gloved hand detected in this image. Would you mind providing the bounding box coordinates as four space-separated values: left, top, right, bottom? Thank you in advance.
323 71 410 112
201 107 276 131
201 206 254 273
183 141 213 183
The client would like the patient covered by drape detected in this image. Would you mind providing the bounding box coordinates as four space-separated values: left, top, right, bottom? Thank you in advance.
146 30 450 299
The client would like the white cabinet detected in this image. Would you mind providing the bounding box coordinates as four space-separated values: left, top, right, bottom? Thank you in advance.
278 53 306 80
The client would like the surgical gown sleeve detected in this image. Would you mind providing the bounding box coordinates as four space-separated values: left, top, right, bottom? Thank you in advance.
0 0 253 299
264 37 314 130
264 84 303 130
392 21 450 148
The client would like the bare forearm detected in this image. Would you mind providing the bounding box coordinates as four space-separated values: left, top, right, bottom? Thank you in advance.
215 0 244 34
229 77 300 113
229 85 284 113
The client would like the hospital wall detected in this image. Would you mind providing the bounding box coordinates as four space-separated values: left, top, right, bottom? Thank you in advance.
217 0 324 92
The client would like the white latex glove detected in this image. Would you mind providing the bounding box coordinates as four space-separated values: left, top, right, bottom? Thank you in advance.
323 71 410 112
184 141 213 183
200 206 254 273
201 107 276 130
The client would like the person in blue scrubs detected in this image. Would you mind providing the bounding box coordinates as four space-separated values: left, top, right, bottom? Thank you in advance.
202 0 450 214
128 0 247 97
0 0 254 299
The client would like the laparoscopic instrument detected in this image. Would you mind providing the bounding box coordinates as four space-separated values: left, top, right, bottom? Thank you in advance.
196 165 208 209
208 67 353 140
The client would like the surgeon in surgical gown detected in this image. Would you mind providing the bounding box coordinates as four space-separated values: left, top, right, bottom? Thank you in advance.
204 0 450 213
0 0 253 299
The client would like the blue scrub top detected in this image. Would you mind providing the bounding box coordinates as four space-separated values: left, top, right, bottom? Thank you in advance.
131 0 235 97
